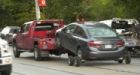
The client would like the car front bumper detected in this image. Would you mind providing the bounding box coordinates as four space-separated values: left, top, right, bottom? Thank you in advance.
0 64 12 71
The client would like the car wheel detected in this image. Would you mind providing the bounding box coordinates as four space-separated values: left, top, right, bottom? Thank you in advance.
125 51 131 64
68 54 74 66
56 36 61 48
74 50 82 67
34 45 41 61
1 70 11 75
13 43 20 58
118 59 123 64
74 56 81 67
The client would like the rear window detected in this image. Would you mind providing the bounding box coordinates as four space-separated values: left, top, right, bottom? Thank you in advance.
112 21 131 29
35 23 54 31
86 26 117 38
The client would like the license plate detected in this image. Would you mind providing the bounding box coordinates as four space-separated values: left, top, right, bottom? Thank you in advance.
105 45 112 48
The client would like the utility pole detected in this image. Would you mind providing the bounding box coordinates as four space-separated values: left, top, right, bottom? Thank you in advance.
35 0 41 21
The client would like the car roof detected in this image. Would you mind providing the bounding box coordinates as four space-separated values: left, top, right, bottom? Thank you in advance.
24 21 33 25
4 26 19 28
24 19 64 24
70 21 97 25
69 21 109 28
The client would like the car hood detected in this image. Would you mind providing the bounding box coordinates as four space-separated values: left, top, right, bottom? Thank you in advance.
0 38 8 45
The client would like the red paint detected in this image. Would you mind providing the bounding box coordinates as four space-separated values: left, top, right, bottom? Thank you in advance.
15 19 64 52
38 0 47 7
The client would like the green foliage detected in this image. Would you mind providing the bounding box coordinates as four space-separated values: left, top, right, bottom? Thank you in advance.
0 0 35 27
0 0 140 27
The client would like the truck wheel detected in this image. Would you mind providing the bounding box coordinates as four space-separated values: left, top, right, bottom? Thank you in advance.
34 45 41 61
125 51 131 64
68 54 74 66
1 70 11 75
13 43 20 58
74 49 82 67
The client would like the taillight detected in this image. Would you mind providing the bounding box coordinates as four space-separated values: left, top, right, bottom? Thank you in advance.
88 41 101 48
116 40 124 47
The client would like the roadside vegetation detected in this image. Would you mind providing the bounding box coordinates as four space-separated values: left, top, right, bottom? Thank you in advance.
0 0 140 27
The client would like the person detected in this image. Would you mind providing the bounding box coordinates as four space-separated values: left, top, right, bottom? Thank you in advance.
76 13 85 24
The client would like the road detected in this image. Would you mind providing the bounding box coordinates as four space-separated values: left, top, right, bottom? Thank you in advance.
11 48 140 75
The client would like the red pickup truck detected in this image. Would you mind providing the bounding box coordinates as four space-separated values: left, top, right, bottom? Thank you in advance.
13 19 64 60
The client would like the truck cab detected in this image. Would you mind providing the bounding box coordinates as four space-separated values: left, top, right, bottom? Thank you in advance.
0 35 12 75
13 19 64 60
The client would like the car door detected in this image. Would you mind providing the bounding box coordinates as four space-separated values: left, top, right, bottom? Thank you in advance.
60 25 77 50
15 30 24 49
22 23 33 50
68 26 87 52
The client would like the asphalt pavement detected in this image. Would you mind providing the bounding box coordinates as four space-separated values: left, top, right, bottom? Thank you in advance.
11 47 140 75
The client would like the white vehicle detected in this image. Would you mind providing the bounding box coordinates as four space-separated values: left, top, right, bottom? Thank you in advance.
0 37 12 75
1 26 19 44
100 18 140 54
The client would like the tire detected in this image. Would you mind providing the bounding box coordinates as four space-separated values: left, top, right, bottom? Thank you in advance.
13 43 20 58
56 36 61 48
125 51 131 64
68 55 74 66
34 45 41 61
74 49 82 67
118 60 123 64
74 56 81 67
1 70 11 75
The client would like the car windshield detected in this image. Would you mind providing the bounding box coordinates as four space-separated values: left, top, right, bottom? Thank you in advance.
10 28 19 33
35 23 54 31
86 26 117 38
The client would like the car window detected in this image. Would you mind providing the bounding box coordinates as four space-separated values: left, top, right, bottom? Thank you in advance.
9 28 19 33
23 24 30 32
64 25 77 33
112 21 130 29
74 27 87 38
35 23 54 31
86 26 117 38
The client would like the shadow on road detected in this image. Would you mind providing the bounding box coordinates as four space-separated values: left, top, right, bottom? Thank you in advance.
14 54 126 67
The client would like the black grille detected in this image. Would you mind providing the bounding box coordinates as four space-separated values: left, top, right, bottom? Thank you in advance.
0 60 2 64
0 51 1 58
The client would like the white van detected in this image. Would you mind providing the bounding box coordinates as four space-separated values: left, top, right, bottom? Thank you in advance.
0 37 12 75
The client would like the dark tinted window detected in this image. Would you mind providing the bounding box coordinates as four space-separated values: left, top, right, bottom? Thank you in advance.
9 28 19 33
35 23 54 31
74 27 86 38
112 21 131 29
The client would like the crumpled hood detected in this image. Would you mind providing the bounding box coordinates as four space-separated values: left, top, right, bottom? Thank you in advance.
0 38 8 45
